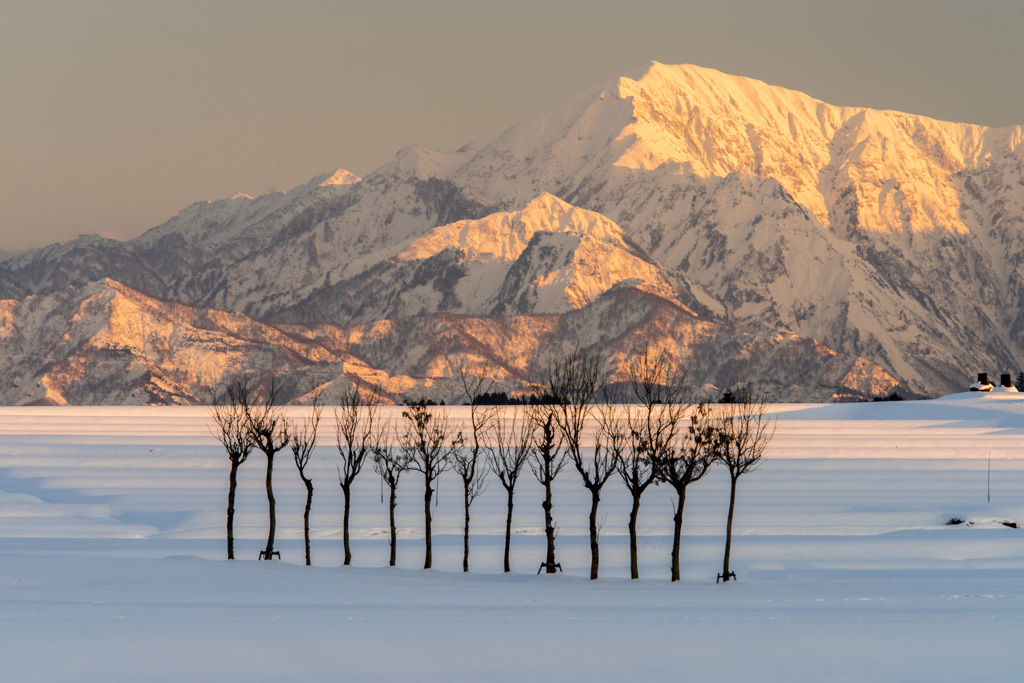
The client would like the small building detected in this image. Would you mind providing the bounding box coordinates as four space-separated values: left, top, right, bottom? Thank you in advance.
992 373 1019 393
970 372 1019 392
969 373 993 392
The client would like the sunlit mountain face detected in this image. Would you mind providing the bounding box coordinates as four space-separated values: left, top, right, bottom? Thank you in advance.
3 62 1022 404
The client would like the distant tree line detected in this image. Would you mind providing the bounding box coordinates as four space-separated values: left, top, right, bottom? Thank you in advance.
469 391 557 406
209 349 775 583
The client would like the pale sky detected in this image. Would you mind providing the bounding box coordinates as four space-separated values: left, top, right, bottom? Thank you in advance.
2 0 1022 253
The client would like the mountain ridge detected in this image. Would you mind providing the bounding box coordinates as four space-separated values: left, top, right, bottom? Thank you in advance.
2 62 1022 400
0 278 899 405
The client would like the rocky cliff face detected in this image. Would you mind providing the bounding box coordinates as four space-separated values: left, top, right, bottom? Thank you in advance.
3 62 1020 402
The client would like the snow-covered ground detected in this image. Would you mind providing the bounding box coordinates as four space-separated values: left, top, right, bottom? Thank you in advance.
1 393 1022 681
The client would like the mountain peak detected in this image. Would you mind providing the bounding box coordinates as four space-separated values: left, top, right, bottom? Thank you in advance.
395 193 628 264
317 169 362 187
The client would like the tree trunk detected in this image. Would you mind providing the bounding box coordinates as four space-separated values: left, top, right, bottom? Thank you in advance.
227 462 238 560
543 480 556 573
588 487 600 580
342 483 352 566
303 478 313 567
462 486 470 572
628 493 641 579
671 486 687 582
503 485 514 573
263 453 276 559
388 485 397 567
423 481 433 569
722 474 738 581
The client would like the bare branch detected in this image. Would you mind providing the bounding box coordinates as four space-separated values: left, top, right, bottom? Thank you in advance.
716 385 776 478
291 388 323 476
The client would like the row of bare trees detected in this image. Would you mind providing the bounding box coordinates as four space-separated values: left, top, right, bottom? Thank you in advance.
535 348 775 582
210 378 322 564
209 348 775 582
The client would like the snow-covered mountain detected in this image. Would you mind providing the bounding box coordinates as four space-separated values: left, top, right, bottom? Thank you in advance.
275 193 690 323
0 279 898 405
3 62 1022 400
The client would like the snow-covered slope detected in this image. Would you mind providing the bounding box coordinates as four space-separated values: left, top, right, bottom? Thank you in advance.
2 398 1023 681
279 193 688 322
2 62 1022 398
0 280 899 405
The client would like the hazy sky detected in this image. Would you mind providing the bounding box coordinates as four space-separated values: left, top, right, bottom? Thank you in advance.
2 0 1022 252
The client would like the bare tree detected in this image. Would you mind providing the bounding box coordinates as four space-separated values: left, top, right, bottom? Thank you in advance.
370 420 407 567
620 347 715 582
335 384 385 566
400 401 461 570
715 386 775 583
209 377 255 560
528 402 565 574
290 390 323 566
453 362 493 572
243 378 291 560
663 405 718 582
618 347 678 580
617 429 658 579
489 405 534 573
548 349 611 580
658 403 717 582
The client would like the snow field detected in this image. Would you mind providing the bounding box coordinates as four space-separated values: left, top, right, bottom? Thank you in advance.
1 393 1023 681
